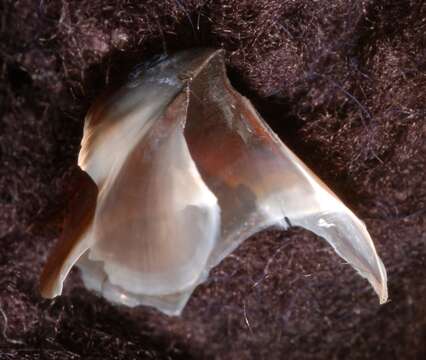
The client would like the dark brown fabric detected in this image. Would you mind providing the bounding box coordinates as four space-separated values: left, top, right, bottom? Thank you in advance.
0 0 425 359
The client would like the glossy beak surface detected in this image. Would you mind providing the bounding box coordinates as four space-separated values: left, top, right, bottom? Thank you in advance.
40 49 387 315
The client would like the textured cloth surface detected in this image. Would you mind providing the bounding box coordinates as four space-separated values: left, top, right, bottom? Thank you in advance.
0 0 425 359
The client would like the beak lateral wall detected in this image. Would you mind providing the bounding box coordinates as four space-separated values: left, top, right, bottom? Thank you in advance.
40 49 388 315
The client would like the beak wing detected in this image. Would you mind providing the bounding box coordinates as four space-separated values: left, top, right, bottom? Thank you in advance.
183 50 388 304
40 168 98 298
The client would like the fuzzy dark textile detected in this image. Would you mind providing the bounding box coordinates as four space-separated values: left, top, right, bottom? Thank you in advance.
0 0 425 359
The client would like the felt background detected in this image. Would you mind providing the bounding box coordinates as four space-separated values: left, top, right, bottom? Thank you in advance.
0 0 425 359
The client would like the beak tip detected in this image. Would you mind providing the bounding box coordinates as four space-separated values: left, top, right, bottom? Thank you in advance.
39 274 62 299
377 282 389 305
371 267 388 305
